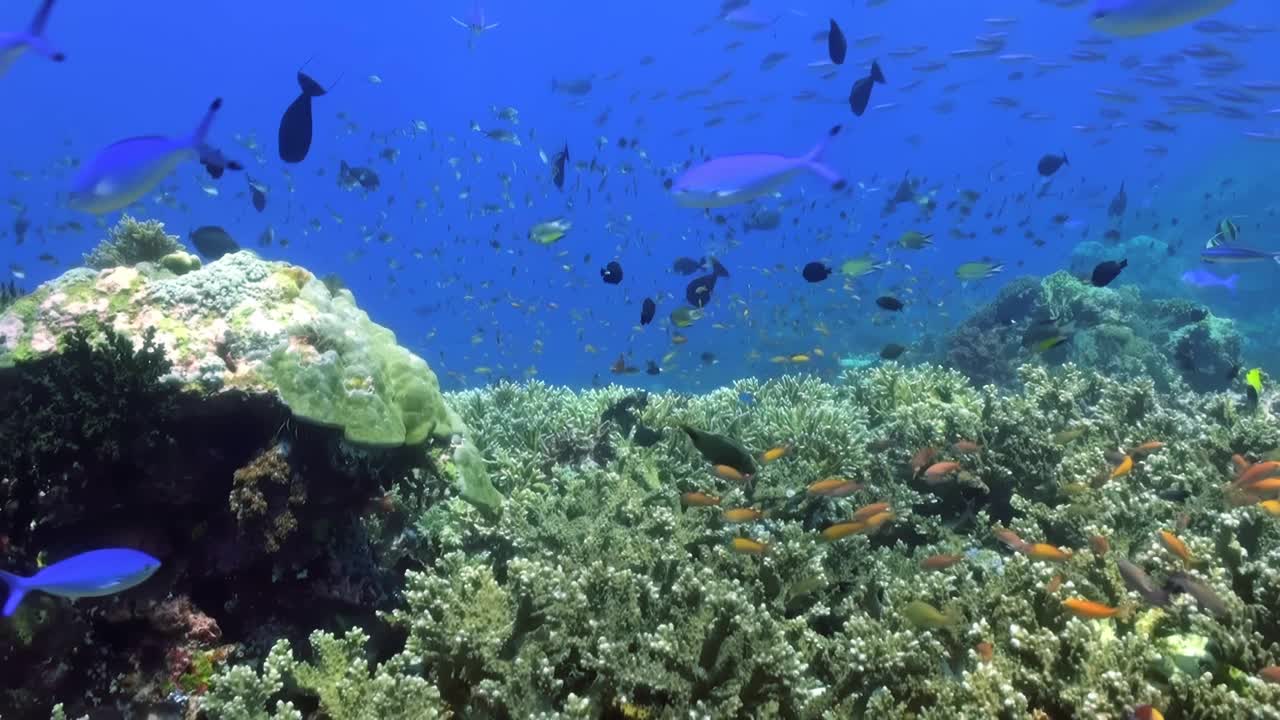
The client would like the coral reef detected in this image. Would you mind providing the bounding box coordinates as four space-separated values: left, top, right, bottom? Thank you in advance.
201 365 1280 719
943 271 1242 393
0 224 482 717
81 215 183 270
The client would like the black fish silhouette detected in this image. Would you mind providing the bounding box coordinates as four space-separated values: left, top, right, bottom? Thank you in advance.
278 67 331 163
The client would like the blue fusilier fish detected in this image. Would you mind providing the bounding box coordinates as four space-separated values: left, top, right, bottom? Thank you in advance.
68 98 241 214
670 125 846 208
1201 245 1280 265
1090 0 1237 37
0 0 64 76
1 548 161 616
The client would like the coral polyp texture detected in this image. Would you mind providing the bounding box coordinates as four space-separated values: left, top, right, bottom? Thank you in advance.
200 366 1280 719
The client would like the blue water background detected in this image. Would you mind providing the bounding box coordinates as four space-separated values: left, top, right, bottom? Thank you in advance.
1 0 1277 391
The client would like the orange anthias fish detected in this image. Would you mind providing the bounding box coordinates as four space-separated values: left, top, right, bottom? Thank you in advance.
681 491 721 507
730 537 769 555
760 444 792 463
1157 530 1198 567
821 522 865 542
1023 543 1073 563
1131 704 1165 720
975 641 994 663
807 478 862 497
920 553 963 570
723 507 766 523
910 447 938 476
1231 453 1252 476
1235 460 1280 488
711 464 750 482
992 527 1029 553
923 461 961 485
1129 441 1164 458
1089 534 1111 556
1110 454 1134 479
951 439 982 454
1062 597 1127 620
1259 666 1280 684
1258 499 1280 517
851 502 892 522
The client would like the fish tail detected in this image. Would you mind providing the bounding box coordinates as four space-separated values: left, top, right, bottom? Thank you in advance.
0 570 29 617
803 125 845 189
1062 152 1069 166
869 59 885 84
188 98 224 149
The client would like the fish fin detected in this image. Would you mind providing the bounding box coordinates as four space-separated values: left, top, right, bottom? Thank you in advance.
29 0 56 35
0 570 29 617
450 15 468 29
803 125 845 188
187 98 223 150
1062 152 1069 166
869 59 885 84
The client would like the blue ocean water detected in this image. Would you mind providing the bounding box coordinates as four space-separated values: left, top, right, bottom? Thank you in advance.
2 0 1278 391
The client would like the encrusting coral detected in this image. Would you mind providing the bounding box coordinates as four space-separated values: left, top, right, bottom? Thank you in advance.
200 363 1280 719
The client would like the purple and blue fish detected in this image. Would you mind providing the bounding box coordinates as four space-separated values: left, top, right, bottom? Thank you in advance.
67 98 241 215
1200 245 1280 265
1181 268 1238 292
1090 0 1237 37
0 0 63 76
670 125 846 209
1 548 160 616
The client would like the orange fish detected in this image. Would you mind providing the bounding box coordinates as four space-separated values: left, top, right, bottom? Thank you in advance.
1236 460 1280 488
1157 530 1197 567
975 641 994 663
1045 574 1065 593
1110 454 1134 479
992 527 1028 553
851 502 891 522
730 537 769 555
1061 597 1126 620
1129 441 1164 457
1231 453 1252 477
711 464 750 482
951 439 982 454
1089 534 1110 556
1260 666 1280 684
1131 705 1164 720
760 444 791 463
723 507 765 523
859 511 894 533
1023 543 1072 563
681 491 721 507
923 461 961 484
1246 477 1280 494
820 522 865 542
920 553 963 570
910 447 938 476
807 478 862 497
1258 499 1280 517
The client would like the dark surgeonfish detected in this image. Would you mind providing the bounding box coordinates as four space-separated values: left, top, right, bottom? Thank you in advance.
0 0 64 76
681 425 757 475
552 143 569 190
189 225 240 260
279 66 333 163
68 99 241 215
849 60 886 117
247 176 268 212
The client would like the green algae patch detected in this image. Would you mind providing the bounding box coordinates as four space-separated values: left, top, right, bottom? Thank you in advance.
260 281 457 448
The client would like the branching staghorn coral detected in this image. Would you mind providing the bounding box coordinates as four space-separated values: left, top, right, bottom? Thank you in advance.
204 364 1280 719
